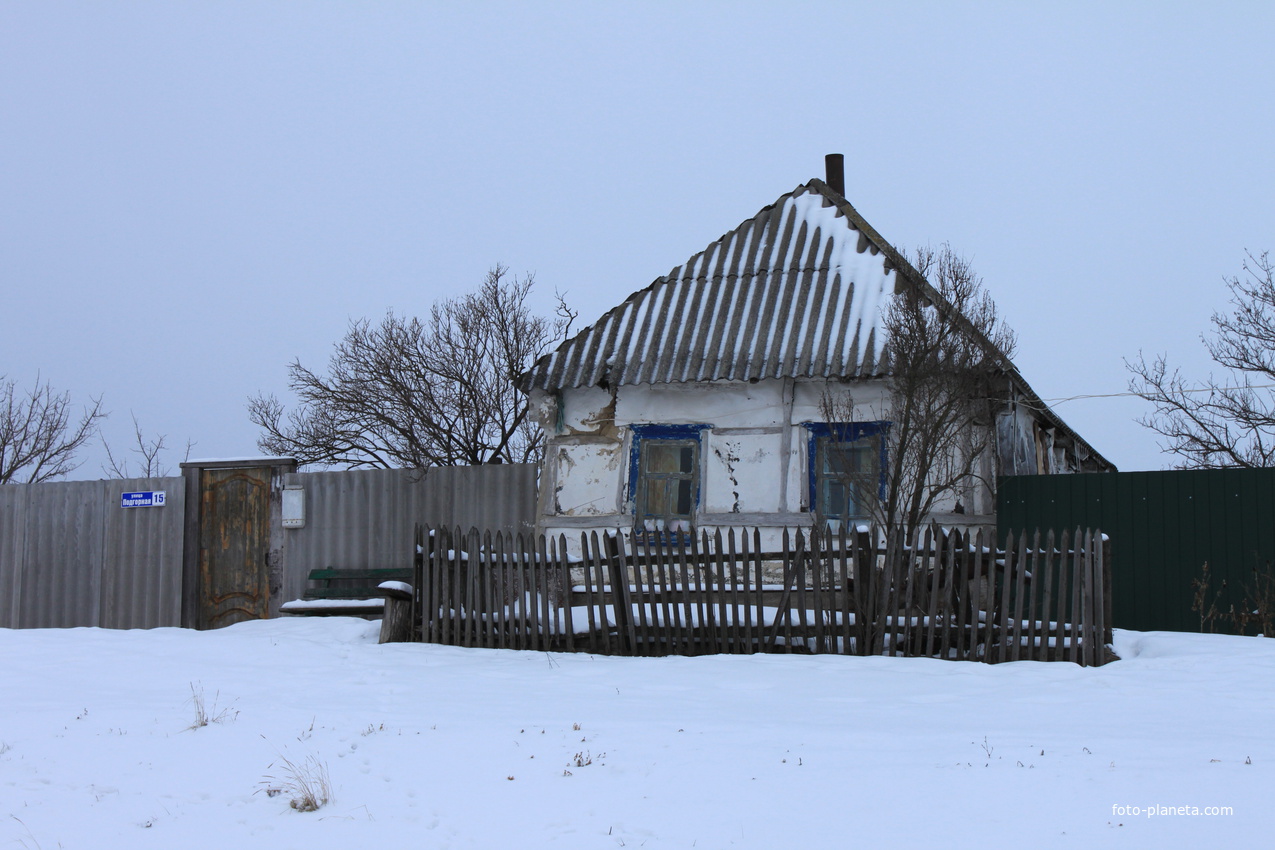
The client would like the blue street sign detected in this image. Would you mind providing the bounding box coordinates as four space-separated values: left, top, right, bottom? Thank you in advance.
121 491 166 508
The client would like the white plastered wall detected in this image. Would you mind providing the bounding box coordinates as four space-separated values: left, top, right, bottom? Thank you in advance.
534 378 925 552
530 374 1096 554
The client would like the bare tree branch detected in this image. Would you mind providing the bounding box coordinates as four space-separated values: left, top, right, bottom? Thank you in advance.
821 244 1016 535
0 375 107 484
101 413 193 478
248 266 570 469
1128 251 1275 468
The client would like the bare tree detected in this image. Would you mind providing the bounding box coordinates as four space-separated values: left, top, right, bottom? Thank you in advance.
249 266 574 469
820 244 1017 535
102 413 194 478
0 375 107 484
1128 251 1275 468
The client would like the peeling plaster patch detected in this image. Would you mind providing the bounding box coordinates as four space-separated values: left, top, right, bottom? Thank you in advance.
554 442 624 516
556 386 621 438
580 391 619 437
712 441 742 513
704 431 783 514
553 447 574 514
528 388 560 432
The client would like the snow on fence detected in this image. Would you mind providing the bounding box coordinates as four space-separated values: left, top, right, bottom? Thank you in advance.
410 524 1112 666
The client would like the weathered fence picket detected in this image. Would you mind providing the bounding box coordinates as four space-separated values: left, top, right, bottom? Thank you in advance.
409 524 1111 666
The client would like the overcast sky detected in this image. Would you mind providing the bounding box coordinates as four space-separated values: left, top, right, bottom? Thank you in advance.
3 1 1273 478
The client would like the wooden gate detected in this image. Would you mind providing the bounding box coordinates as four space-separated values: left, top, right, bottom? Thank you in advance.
197 466 271 629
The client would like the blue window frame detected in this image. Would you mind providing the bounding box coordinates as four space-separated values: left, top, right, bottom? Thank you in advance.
628 424 709 543
804 422 889 529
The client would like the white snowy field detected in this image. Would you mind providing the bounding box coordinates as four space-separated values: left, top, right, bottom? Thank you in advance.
2 619 1271 849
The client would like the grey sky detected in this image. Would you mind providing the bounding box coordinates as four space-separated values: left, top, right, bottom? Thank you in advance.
3 1 1272 477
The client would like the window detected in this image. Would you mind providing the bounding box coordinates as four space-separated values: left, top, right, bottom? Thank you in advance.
629 424 706 543
806 422 888 530
638 440 698 529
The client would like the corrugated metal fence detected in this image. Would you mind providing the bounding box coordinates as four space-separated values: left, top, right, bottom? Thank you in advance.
1 464 536 630
278 465 536 604
0 477 186 629
998 469 1275 633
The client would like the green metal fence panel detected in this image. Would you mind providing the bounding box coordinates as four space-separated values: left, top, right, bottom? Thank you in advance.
998 469 1275 634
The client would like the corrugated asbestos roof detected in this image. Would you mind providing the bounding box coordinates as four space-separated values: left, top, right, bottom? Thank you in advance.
521 174 1115 470
523 181 901 391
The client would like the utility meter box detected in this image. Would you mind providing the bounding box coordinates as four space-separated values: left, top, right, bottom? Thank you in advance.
282 485 305 529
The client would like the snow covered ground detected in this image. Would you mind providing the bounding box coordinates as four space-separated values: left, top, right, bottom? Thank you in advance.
2 618 1271 849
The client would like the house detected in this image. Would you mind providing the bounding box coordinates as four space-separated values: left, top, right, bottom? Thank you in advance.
520 156 1113 552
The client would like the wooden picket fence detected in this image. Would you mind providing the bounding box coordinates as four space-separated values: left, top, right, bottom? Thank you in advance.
410 524 1112 666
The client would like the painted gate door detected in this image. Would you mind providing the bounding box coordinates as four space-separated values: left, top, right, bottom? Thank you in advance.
198 466 270 629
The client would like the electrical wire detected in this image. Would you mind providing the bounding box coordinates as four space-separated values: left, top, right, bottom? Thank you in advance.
1039 382 1275 408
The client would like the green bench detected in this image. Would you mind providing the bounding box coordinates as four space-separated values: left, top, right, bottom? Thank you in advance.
280 567 414 617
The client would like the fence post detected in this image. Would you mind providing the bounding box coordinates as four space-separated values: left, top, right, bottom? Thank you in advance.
707 530 729 655
746 528 763 653
975 528 992 661
993 530 1016 664
719 529 738 654
480 528 493 649
1052 529 1070 663
778 528 796 652
896 527 916 657
925 527 939 658
437 526 453 645
793 529 809 654
1068 527 1084 665
556 534 573 653
1101 532 1113 649
412 524 425 643
1009 529 1028 663
837 523 852 656
1022 529 1038 662
809 527 827 654
1082 529 1096 667
879 528 898 657
1083 528 1099 667
465 527 481 648
533 531 550 651
577 532 598 653
855 527 875 656
378 583 414 644
604 533 635 655
937 527 958 661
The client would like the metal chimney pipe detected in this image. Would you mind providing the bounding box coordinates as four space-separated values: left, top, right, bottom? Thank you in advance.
824 153 845 196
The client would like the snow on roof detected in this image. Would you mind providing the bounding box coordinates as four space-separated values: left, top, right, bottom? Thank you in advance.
522 181 901 391
520 175 1114 469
